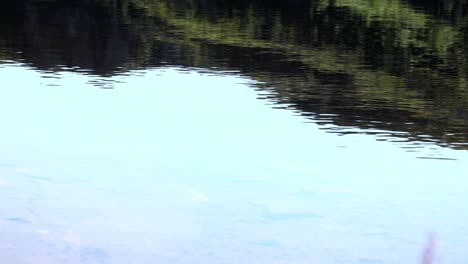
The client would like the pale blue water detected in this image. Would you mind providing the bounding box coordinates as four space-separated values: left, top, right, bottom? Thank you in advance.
1 62 468 263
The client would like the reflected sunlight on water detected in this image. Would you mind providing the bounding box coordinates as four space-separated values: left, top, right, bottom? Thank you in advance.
1 0 468 263
1 64 468 263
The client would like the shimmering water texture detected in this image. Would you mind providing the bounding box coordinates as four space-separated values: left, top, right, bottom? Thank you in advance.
1 0 468 263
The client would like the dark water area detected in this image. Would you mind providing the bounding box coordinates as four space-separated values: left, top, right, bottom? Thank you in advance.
1 1 468 264
1 0 468 151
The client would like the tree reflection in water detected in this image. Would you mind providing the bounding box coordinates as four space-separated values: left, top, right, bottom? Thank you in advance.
1 0 467 151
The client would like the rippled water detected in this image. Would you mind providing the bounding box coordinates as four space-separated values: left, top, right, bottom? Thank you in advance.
1 0 468 263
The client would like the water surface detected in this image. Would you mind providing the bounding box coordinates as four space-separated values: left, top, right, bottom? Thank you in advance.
1 0 468 263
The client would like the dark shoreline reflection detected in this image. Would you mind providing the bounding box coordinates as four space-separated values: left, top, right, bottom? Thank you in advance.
1 0 468 151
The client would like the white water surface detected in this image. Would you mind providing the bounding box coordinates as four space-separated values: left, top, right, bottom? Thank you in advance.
1 63 467 264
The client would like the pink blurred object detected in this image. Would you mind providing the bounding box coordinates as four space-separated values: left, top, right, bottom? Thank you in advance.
421 233 437 264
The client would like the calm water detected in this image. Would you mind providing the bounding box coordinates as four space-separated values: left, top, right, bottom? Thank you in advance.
1 0 468 263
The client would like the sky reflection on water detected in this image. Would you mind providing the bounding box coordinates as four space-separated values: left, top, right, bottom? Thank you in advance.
1 0 468 262
1 63 468 263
